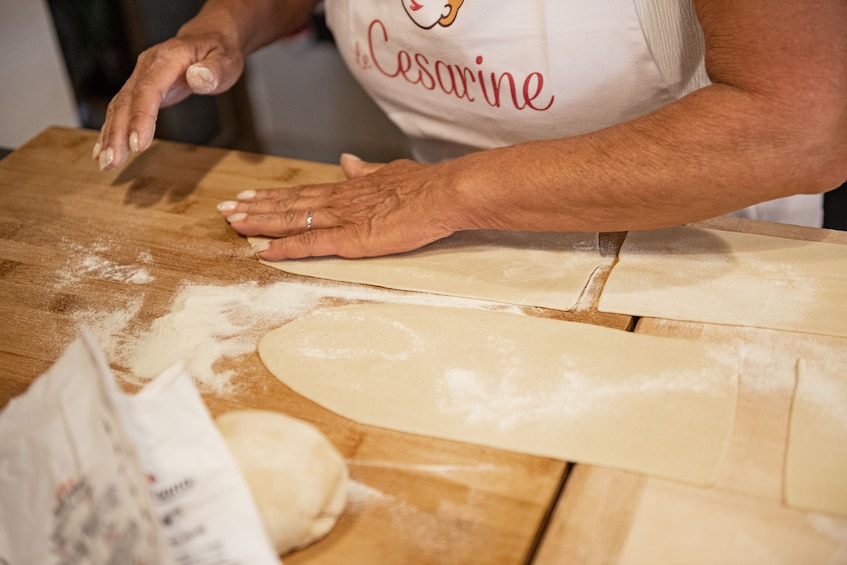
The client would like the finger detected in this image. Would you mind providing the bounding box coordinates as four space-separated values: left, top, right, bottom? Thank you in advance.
217 185 330 221
225 207 327 237
217 191 311 220
95 43 183 168
133 44 244 159
254 221 441 260
340 153 386 179
98 85 171 171
96 69 184 170
95 36 244 171
252 226 371 260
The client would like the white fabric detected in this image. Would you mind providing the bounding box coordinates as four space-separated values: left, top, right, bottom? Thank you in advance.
325 0 682 163
729 194 824 228
634 0 711 98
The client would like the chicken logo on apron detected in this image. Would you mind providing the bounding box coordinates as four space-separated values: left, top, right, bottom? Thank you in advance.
402 0 464 29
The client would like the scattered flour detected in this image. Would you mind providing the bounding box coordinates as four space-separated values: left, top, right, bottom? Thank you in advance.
72 296 145 365
344 479 468 555
644 319 846 399
51 235 520 396
58 238 155 286
806 513 847 544
796 359 847 429
436 358 732 431
346 479 393 512
125 280 521 395
348 460 503 478
79 255 154 284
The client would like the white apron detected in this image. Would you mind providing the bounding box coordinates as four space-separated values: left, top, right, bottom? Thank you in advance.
325 0 680 162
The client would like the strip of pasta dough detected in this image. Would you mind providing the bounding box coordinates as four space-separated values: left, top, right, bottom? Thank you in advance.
259 304 739 486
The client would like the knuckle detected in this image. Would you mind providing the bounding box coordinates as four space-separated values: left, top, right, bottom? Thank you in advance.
136 39 177 64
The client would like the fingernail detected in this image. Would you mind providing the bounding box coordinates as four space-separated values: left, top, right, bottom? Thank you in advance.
129 131 139 153
251 241 270 253
227 212 247 223
341 152 362 161
187 65 217 93
99 147 114 170
217 201 238 213
237 190 256 200
92 142 101 160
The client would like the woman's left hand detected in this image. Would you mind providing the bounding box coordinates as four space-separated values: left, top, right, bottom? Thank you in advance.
217 153 459 259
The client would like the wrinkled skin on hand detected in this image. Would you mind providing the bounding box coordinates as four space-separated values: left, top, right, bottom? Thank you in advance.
93 32 244 171
217 154 459 259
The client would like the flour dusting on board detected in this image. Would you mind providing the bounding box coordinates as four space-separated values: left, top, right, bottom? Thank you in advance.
73 296 145 363
58 239 155 286
348 460 504 478
125 280 521 395
806 513 847 544
798 360 847 428
346 480 392 512
345 480 467 553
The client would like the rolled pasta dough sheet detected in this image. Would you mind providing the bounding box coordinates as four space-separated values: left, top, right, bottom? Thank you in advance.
598 227 847 337
259 304 739 486
785 360 847 516
249 230 601 311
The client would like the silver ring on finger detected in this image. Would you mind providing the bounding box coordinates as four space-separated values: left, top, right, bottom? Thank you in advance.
306 210 313 231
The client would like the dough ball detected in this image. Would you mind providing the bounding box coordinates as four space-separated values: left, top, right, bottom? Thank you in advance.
215 409 348 556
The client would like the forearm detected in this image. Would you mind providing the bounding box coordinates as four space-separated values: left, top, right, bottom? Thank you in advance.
442 0 847 234
178 0 320 56
446 82 847 233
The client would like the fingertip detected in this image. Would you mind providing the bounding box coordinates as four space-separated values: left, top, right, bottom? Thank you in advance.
340 152 366 179
138 129 154 153
92 142 101 160
98 147 115 171
251 240 270 254
217 200 238 213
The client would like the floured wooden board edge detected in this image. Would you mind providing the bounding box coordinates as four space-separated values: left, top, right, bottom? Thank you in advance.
597 226 847 337
785 359 847 517
249 230 604 311
258 304 740 487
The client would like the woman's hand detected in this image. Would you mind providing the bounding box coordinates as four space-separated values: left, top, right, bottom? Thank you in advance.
217 154 460 259
93 31 244 171
92 0 320 171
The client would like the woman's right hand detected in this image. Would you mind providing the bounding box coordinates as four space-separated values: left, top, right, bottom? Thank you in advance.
93 30 245 171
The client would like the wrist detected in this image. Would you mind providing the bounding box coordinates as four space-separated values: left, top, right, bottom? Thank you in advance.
437 147 519 232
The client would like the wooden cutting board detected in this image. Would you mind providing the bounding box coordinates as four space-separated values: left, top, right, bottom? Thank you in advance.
0 126 637 564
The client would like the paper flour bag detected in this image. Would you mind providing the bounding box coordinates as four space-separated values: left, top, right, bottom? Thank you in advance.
0 330 278 564
0 330 166 564
116 360 278 564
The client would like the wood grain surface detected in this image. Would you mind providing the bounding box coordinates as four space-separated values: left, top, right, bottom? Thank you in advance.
536 222 847 564
0 127 627 564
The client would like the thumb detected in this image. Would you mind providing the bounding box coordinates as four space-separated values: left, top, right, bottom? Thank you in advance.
185 64 220 94
185 56 242 95
340 153 386 179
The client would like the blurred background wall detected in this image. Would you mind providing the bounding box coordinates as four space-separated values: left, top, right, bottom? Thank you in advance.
0 0 79 149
